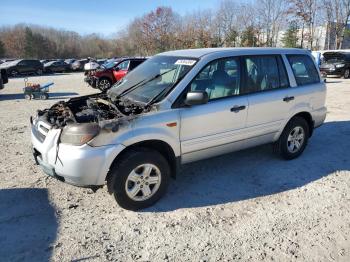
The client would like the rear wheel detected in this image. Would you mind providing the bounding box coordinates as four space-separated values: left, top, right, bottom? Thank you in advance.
274 116 309 160
107 148 170 210
24 94 31 100
40 93 49 100
344 68 350 79
98 78 112 91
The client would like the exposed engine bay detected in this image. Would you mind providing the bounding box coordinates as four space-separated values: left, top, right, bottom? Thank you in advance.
37 93 150 130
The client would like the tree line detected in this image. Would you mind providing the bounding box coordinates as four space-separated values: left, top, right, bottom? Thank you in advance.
1 0 350 59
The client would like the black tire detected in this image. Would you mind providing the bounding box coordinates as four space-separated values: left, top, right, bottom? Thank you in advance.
10 69 19 77
344 68 350 79
274 116 309 160
107 148 170 210
24 94 31 100
98 78 112 91
40 93 49 100
36 69 43 76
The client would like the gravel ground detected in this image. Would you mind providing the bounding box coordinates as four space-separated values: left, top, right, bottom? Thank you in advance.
0 73 349 262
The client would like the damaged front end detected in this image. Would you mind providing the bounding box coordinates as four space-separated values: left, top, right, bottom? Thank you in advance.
35 93 151 146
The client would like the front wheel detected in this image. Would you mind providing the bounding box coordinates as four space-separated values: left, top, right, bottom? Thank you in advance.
107 148 170 210
10 70 19 77
344 68 350 79
36 69 43 76
274 116 309 160
98 78 112 91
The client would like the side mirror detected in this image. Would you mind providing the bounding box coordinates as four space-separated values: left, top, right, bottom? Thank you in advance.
184 91 209 106
114 67 120 71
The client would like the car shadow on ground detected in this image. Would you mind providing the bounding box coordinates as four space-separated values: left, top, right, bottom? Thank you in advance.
0 188 57 261
0 92 78 101
147 120 350 212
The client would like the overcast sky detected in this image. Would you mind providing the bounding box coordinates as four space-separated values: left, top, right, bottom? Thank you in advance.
1 0 222 36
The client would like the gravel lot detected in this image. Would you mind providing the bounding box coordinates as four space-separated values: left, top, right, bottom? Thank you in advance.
0 73 349 262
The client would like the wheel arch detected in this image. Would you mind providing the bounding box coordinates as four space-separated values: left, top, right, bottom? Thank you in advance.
98 76 113 83
106 139 179 185
283 111 314 138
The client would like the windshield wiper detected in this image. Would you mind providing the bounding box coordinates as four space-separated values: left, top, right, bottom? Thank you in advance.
116 67 177 99
146 74 186 107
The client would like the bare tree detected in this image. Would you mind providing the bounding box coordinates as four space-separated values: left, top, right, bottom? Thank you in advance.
257 0 288 46
214 0 240 47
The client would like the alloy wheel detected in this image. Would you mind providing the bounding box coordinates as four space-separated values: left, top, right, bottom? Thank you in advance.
125 164 161 202
99 79 111 90
287 126 305 153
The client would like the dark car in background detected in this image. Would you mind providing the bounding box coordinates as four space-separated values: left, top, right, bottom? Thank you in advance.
0 68 8 89
85 57 147 91
0 59 43 77
320 52 350 78
44 60 69 73
64 59 76 71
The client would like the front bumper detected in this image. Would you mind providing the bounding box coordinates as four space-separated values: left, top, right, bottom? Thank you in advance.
320 67 344 76
31 123 125 187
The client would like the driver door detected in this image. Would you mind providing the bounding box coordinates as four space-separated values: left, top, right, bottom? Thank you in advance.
179 57 249 163
113 60 129 81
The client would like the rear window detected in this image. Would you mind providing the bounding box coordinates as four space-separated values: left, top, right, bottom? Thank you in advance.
287 55 320 86
242 55 289 94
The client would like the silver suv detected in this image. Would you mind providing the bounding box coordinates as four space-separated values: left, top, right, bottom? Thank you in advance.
31 48 327 210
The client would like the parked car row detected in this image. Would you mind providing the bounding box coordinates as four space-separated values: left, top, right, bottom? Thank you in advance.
0 59 44 77
0 57 114 77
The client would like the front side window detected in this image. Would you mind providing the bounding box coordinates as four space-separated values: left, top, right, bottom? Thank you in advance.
118 60 130 70
242 55 285 94
190 57 241 100
129 60 144 70
18 60 27 66
287 55 320 86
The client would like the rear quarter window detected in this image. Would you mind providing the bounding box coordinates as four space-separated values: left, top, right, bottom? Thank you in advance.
287 55 320 86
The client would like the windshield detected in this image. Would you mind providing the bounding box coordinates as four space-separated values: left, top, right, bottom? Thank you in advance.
108 55 197 103
102 60 120 69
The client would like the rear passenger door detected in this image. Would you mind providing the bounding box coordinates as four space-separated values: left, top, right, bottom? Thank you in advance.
242 55 294 139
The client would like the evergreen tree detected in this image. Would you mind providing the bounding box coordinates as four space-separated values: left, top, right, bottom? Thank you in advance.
24 27 35 58
241 26 258 47
281 22 299 48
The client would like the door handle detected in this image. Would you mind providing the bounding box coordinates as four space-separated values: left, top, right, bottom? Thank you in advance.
283 96 294 102
230 105 246 113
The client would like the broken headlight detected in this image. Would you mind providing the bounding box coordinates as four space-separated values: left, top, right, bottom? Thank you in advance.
60 123 100 146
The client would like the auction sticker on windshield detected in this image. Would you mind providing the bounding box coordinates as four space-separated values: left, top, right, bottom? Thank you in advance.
175 59 196 66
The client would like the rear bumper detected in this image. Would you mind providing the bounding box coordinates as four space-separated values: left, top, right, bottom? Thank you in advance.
312 106 327 128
